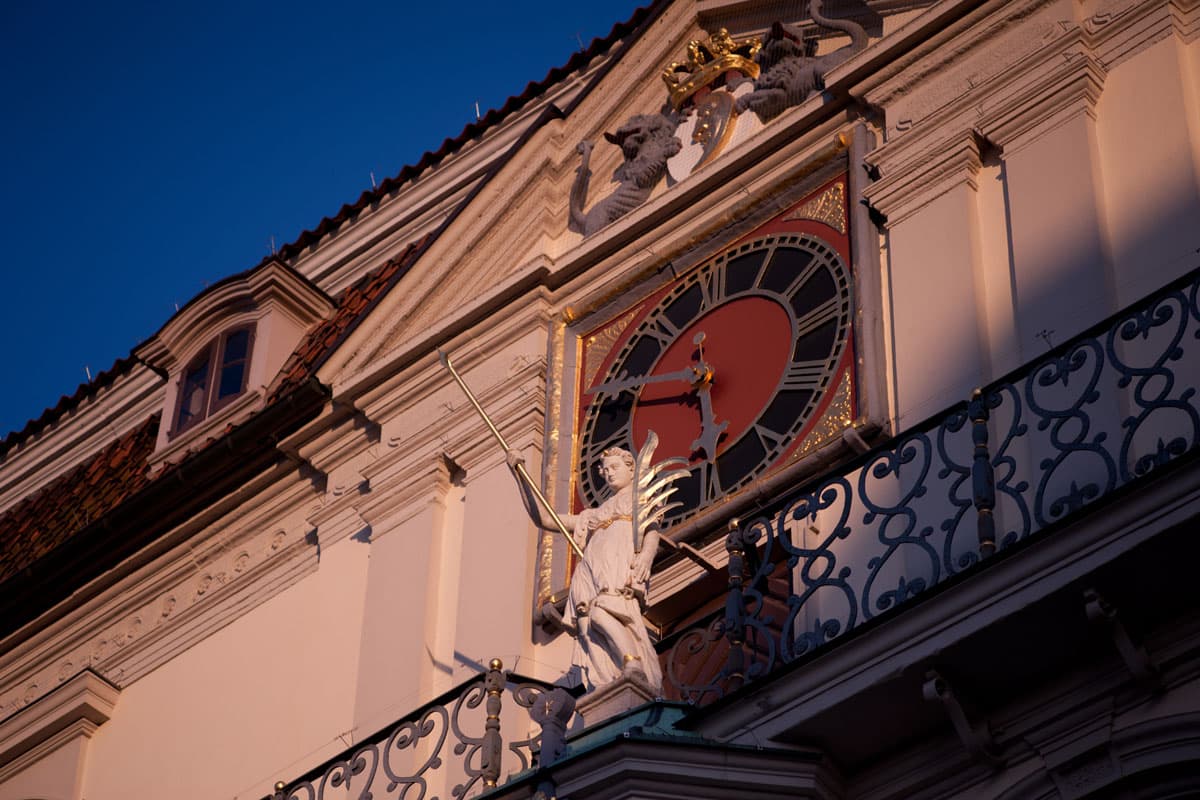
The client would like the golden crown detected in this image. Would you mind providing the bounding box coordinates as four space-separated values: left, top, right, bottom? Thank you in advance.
661 28 762 110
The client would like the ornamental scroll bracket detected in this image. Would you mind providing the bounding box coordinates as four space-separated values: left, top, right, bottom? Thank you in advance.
922 669 1003 768
1083 588 1161 689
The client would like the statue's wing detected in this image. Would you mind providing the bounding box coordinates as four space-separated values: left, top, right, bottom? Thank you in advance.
636 458 690 544
636 430 660 479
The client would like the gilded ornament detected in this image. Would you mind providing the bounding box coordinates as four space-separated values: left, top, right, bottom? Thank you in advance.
793 371 855 460
662 28 762 110
786 182 847 234
584 310 638 390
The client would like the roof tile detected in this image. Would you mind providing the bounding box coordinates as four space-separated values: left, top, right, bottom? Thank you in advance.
0 415 159 585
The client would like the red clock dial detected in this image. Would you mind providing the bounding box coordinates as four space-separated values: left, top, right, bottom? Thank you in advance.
578 225 854 527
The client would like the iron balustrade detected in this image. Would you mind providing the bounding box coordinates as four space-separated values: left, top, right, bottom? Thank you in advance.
263 266 1200 794
265 661 563 800
663 265 1200 703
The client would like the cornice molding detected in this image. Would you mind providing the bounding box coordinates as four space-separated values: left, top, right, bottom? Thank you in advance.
0 669 118 781
861 41 1106 226
857 0 1060 112
861 133 982 226
976 54 1106 154
356 456 452 531
0 472 319 720
347 291 556 423
357 354 549 502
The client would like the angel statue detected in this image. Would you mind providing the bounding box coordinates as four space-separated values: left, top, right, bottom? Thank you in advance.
508 432 687 692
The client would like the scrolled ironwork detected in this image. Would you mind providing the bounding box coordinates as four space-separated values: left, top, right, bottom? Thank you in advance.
661 265 1200 705
267 667 561 800
778 478 855 662
1106 289 1200 482
859 431 940 619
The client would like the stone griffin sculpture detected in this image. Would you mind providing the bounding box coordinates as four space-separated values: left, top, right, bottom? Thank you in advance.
568 114 682 237
736 0 869 122
508 432 686 692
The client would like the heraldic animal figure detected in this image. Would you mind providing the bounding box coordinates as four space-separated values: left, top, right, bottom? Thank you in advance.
736 0 868 121
568 113 682 237
507 432 686 691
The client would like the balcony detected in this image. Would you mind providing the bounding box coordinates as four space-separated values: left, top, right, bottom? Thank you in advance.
268 264 1200 799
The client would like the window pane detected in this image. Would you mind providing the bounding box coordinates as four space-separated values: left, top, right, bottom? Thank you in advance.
223 329 250 362
178 357 209 428
216 328 250 400
218 363 245 399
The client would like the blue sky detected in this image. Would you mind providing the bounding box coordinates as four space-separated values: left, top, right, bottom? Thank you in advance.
0 0 640 438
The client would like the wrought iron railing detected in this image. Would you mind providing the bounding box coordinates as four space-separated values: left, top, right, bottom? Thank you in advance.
265 661 565 800
663 265 1200 702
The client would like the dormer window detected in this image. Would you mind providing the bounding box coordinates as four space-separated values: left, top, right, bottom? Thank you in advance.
135 259 334 464
172 326 255 435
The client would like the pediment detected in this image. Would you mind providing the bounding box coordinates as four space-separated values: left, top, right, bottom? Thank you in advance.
321 0 932 390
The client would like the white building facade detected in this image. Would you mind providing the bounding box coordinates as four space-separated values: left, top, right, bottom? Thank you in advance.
1 0 1198 798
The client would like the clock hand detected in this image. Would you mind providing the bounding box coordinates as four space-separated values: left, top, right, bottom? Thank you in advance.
688 332 727 458
589 365 702 396
691 382 729 459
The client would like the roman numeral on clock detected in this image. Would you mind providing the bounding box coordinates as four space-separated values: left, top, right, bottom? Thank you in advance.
781 360 828 392
581 425 629 470
795 296 840 338
752 423 788 452
698 261 728 309
639 317 680 349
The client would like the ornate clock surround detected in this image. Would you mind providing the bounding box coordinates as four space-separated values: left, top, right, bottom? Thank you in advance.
570 174 859 535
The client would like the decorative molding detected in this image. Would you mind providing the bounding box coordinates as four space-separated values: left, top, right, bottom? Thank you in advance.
976 55 1106 154
134 260 333 374
356 457 453 531
862 134 982 226
0 475 320 719
856 0 1068 124
0 669 118 782
582 310 639 390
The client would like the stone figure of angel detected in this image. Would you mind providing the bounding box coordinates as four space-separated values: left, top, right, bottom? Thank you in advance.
508 432 687 691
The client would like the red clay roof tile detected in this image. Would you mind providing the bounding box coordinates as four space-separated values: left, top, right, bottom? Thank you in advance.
0 415 159 585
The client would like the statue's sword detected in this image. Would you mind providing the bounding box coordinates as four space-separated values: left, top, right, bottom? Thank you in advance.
438 350 585 560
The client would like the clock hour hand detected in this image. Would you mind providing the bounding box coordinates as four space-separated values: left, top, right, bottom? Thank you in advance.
691 382 729 459
589 365 702 396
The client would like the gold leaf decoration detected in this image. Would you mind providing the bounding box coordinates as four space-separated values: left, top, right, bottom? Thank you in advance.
792 370 855 461
786 182 847 234
583 310 639 390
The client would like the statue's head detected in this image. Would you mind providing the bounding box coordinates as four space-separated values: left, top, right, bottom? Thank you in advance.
604 114 682 185
597 447 636 491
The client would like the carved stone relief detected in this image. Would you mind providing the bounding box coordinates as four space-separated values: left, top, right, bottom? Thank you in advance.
568 114 683 237
0 523 304 719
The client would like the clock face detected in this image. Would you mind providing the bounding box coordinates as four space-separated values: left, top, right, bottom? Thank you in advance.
576 212 855 527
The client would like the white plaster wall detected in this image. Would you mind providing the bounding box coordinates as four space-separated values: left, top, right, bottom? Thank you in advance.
1097 36 1200 306
80 537 369 800
1002 111 1113 361
0 735 86 800
456 458 544 676
973 158 1021 378
352 486 446 737
886 185 990 426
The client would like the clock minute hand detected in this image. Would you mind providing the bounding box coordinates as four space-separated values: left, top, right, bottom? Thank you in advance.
589 365 701 396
